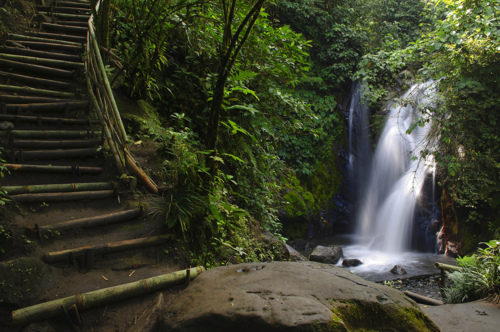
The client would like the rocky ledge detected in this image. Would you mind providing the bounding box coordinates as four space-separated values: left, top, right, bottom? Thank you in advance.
155 261 439 331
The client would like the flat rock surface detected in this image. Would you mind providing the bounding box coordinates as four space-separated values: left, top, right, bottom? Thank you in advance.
420 299 500 332
156 261 438 331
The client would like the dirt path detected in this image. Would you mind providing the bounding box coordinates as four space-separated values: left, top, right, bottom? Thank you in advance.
0 1 187 331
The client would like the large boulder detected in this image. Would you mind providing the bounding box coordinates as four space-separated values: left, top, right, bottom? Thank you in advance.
155 261 439 331
284 244 307 262
309 245 343 264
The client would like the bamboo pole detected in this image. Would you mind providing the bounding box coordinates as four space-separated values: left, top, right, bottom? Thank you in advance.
36 5 91 14
0 54 83 68
9 147 100 160
11 267 204 326
5 164 103 174
9 130 97 139
0 60 75 79
38 208 141 233
6 40 83 52
404 291 443 306
3 102 88 112
44 234 174 263
0 114 98 125
0 95 80 104
0 85 76 98
55 1 91 9
51 13 90 20
11 190 114 203
27 32 87 43
56 21 89 28
89 23 128 144
434 262 460 272
85 55 126 175
124 150 159 194
1 182 113 195
0 70 75 89
42 23 88 34
0 46 82 61
11 138 101 149
8 34 82 46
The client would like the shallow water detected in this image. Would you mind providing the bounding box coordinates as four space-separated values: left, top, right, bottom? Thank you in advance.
303 234 456 282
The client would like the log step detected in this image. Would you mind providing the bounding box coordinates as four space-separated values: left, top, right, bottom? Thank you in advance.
0 54 83 69
44 234 174 263
42 23 88 35
55 21 88 28
1 101 88 112
7 40 83 52
8 130 99 139
50 13 90 21
36 5 91 15
0 71 76 90
0 85 76 98
0 46 81 62
10 139 101 149
0 95 81 104
54 1 91 9
37 208 142 233
1 182 114 195
5 164 103 174
7 147 100 161
10 190 115 203
0 114 99 126
8 34 82 46
26 32 86 43
0 59 76 79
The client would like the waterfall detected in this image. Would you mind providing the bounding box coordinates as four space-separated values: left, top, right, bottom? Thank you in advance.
348 82 372 204
354 81 437 254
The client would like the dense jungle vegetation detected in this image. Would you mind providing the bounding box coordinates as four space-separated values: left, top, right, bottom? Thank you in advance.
2 0 497 269
86 0 500 265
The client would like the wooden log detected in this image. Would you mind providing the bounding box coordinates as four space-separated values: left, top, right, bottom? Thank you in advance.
125 150 159 194
0 71 75 90
8 34 82 46
9 130 98 139
5 164 103 174
11 267 204 326
0 85 75 99
42 23 88 35
37 208 141 233
11 138 101 149
11 190 114 203
0 114 99 126
404 291 443 306
2 101 88 112
434 262 460 272
1 182 113 195
0 54 83 69
7 40 83 52
8 147 100 160
0 46 82 62
26 32 87 43
44 234 174 263
0 60 75 79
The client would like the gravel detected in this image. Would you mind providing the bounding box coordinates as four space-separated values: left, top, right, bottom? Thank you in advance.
377 274 447 301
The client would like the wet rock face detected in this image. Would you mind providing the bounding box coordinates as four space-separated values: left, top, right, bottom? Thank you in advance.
309 245 343 264
342 258 362 267
391 265 408 275
155 261 439 332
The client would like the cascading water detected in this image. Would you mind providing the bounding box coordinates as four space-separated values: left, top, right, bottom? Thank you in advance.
356 81 438 254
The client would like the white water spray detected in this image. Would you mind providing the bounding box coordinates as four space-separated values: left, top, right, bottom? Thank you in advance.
355 81 437 254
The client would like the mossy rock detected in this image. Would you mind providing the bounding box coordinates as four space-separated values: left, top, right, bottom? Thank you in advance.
0 257 62 307
115 97 164 140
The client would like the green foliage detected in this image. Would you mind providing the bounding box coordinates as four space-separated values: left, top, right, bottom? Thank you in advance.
0 147 10 214
445 240 500 303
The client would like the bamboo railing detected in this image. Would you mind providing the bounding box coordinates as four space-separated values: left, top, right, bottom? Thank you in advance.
85 1 159 193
